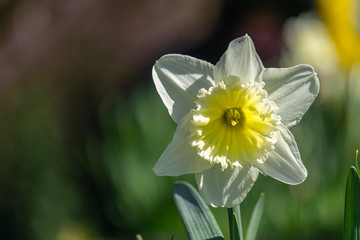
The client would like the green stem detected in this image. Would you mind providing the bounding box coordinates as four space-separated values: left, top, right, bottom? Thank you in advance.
228 205 243 240
227 208 234 240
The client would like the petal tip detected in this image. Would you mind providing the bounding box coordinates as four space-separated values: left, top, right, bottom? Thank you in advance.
230 34 253 46
152 163 163 176
244 33 251 40
285 164 308 185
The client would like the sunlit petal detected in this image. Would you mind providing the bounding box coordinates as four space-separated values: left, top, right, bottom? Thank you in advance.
153 54 215 123
256 124 307 184
214 35 264 83
195 164 259 208
153 114 213 176
263 64 320 128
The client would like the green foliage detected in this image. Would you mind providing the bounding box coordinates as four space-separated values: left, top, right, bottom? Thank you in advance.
228 206 243 240
356 150 359 174
174 182 224 240
343 164 360 239
245 193 265 240
174 182 266 240
227 194 265 240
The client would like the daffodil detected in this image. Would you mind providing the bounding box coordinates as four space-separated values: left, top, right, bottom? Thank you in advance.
152 35 319 207
281 13 344 101
317 0 360 67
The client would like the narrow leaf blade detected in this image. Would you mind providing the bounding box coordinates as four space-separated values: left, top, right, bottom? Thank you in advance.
174 181 224 240
228 205 244 240
356 150 359 172
246 193 265 240
233 205 244 240
344 167 360 240
228 208 241 240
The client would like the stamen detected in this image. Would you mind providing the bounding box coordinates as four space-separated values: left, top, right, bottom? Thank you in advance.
224 108 242 126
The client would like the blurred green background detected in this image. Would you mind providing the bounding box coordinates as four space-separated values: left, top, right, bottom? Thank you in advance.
0 0 359 239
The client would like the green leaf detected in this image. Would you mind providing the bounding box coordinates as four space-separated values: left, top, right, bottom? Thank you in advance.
174 181 224 240
228 206 243 240
245 193 265 240
356 150 359 172
344 167 360 240
234 205 244 240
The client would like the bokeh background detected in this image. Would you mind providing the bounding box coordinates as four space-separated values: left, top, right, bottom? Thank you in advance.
0 0 359 239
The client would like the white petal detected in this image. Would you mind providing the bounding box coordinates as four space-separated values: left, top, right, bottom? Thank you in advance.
263 64 320 128
256 124 307 184
153 54 215 123
153 114 213 176
214 35 264 83
195 164 259 208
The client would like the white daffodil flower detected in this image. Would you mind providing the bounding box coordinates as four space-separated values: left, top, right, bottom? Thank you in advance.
152 35 320 208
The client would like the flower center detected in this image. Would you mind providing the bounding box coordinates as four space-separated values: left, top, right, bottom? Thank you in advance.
190 77 281 170
224 108 242 126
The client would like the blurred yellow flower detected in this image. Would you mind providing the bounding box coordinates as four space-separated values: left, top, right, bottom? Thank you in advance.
317 0 360 67
281 13 345 101
152 35 319 207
